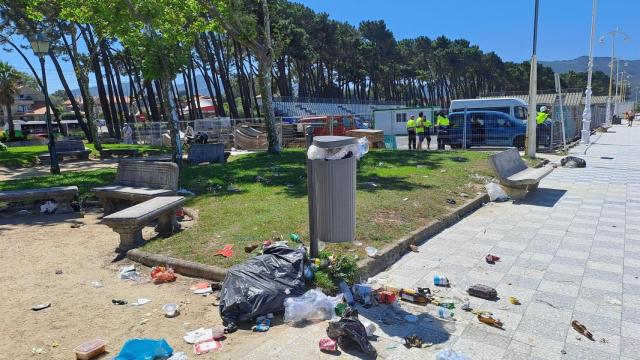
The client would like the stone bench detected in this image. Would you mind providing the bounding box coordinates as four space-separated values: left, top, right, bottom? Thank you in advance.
102 196 185 253
0 186 78 213
39 140 91 163
488 148 553 198
99 148 140 159
187 143 226 165
92 160 179 214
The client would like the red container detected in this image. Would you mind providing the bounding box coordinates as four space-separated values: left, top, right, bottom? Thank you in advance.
319 338 337 352
378 291 397 304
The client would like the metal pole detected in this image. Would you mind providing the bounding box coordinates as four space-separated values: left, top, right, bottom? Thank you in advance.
555 73 567 150
581 0 596 144
40 56 60 174
307 158 318 258
605 35 616 127
526 0 540 157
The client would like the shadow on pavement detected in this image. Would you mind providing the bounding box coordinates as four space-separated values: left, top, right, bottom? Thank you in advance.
513 188 567 207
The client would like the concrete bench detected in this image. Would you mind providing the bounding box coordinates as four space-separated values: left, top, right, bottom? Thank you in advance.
187 143 226 165
39 140 91 163
0 186 78 213
92 160 179 214
488 148 553 198
99 148 140 159
102 196 185 253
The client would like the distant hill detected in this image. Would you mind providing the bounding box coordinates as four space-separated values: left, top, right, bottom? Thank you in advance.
541 56 639 98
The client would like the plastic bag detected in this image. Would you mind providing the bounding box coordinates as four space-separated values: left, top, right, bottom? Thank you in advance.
307 145 327 160
485 182 510 202
561 156 586 168
326 307 377 357
436 348 471 360
114 338 173 360
356 137 369 159
284 289 342 324
150 266 177 284
219 245 306 329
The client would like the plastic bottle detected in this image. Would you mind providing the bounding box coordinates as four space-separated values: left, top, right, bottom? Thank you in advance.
434 275 450 287
339 281 355 306
437 307 454 319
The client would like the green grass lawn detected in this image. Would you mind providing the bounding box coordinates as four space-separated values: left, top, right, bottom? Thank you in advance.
142 149 494 268
0 143 170 168
0 149 496 268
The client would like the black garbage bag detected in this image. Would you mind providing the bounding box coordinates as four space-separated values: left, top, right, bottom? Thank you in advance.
561 156 586 168
219 245 306 330
326 307 377 357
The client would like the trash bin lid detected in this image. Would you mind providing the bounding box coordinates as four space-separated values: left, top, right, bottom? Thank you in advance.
313 136 357 149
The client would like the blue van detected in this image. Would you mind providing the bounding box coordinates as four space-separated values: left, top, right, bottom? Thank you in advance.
447 110 550 149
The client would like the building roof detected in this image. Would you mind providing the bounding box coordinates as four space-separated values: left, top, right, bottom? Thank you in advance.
479 92 584 106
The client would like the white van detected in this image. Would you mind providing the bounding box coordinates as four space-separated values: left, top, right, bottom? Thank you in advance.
449 98 529 121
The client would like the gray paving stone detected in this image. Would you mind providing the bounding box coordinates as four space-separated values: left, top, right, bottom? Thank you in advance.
622 337 640 359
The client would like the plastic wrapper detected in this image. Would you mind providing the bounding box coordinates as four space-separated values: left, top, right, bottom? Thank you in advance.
150 266 177 284
284 289 342 325
485 182 510 202
326 307 377 357
114 338 173 360
219 245 306 328
436 348 471 360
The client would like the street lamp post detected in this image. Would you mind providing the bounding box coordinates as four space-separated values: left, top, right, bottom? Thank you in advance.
600 27 630 128
526 0 540 157
581 0 597 144
29 33 59 174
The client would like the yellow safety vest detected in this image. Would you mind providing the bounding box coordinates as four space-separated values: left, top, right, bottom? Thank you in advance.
437 115 450 126
416 117 425 133
536 112 548 125
406 119 416 130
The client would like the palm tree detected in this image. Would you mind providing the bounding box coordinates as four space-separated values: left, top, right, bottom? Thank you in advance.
0 61 27 140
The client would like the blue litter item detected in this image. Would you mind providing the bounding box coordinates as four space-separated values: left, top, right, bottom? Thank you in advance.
114 338 173 360
383 135 397 149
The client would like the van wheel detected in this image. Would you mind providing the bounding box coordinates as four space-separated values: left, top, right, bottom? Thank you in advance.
513 136 525 150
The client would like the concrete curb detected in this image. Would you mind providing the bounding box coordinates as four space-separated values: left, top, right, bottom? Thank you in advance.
357 193 489 279
126 249 227 281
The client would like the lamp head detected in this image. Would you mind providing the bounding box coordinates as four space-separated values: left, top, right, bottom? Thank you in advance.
29 33 49 57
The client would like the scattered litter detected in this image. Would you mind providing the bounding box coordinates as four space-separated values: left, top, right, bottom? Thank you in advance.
191 282 213 295
51 341 59 348
403 197 409 201
486 182 510 202
365 246 378 257
163 303 179 317
90 280 103 288
168 352 188 360
561 156 587 168
112 299 128 305
31 348 46 355
184 328 214 344
70 223 84 228
599 337 608 343
460 193 469 198
150 266 177 284
434 274 450 287
40 201 57 213
561 349 567 355
177 188 195 196
219 246 306 332
194 338 223 355
55 270 63 275
446 198 457 205
319 337 338 352
485 254 501 263
467 284 498 300
404 334 428 349
378 291 397 304
255 316 271 332
377 161 385 167
326 308 377 357
74 339 106 360
139 318 150 324
400 288 431 304
216 244 234 258
335 303 348 317
244 244 259 253
31 302 51 311
461 301 471 311
437 307 454 319
440 169 447 173
362 181 378 188
17 209 31 216
436 348 471 360
339 281 356 306
606 297 622 306
509 296 521 305
410 244 420 253
289 233 301 243
284 289 342 324
477 313 503 328
114 338 173 360
131 298 152 306
226 184 241 193
119 265 140 282
404 314 418 322
572 320 594 340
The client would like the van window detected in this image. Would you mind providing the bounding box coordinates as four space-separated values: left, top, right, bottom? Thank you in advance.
395 113 407 123
449 114 463 128
514 106 527 120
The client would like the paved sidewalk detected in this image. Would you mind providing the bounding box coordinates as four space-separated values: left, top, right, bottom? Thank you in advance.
380 124 640 359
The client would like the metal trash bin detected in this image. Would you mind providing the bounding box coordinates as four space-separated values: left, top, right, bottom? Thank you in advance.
307 136 358 257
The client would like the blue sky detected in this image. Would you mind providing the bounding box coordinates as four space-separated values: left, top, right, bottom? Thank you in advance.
1 0 638 92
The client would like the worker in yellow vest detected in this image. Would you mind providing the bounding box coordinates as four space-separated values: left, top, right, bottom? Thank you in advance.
536 106 550 125
416 113 425 150
406 115 417 150
436 111 450 150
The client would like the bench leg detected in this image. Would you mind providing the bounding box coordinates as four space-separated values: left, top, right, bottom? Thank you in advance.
98 196 115 215
53 198 74 213
527 183 539 192
502 186 528 200
115 226 145 253
157 211 179 237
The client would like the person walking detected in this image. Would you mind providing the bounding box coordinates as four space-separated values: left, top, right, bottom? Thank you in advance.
122 123 133 144
416 112 425 150
436 111 450 150
628 111 635 127
406 115 417 150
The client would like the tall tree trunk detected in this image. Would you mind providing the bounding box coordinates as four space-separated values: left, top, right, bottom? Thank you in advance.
199 34 226 116
257 0 279 153
100 40 122 138
189 57 203 119
6 103 14 139
48 50 88 138
81 26 115 137
144 80 161 122
248 55 261 117
160 74 182 167
210 32 239 118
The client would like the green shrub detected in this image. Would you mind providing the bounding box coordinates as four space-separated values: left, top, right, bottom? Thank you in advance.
0 142 6 151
